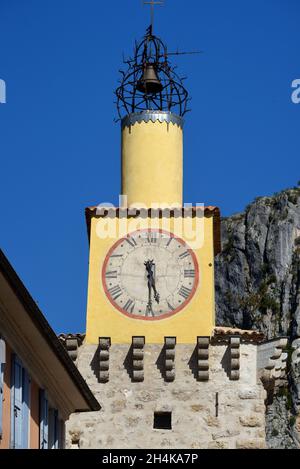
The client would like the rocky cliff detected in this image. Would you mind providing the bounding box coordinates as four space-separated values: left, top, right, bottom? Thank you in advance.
215 185 300 448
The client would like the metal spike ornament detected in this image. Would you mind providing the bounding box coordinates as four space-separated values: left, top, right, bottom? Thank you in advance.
115 25 189 120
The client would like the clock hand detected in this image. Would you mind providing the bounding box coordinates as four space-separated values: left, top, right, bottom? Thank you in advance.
144 260 160 305
144 260 154 317
144 260 154 316
151 275 160 304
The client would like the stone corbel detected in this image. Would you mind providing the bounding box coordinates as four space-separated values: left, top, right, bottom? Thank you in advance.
268 339 288 386
65 337 79 362
273 339 288 389
132 336 145 382
229 336 240 380
164 337 176 382
267 339 287 370
99 337 111 383
257 337 288 393
197 336 210 381
58 333 85 364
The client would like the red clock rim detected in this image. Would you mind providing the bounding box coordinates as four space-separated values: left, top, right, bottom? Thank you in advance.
102 228 199 321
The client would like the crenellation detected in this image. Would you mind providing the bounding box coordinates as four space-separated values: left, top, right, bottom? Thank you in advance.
164 336 176 382
66 340 268 449
132 336 145 382
98 337 111 383
229 337 240 380
197 336 210 381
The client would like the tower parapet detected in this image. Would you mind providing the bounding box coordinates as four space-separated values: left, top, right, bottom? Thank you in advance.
64 328 288 449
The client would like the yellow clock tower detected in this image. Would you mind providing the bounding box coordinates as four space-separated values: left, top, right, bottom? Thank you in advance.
84 25 221 345
66 10 277 452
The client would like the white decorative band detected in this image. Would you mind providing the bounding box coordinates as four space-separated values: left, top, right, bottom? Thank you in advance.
121 111 184 129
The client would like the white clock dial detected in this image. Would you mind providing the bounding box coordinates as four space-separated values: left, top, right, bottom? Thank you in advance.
102 229 199 320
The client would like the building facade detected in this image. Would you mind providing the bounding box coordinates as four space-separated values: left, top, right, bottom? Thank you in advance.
0 249 100 449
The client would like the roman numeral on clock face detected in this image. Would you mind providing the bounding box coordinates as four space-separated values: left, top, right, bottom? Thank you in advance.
179 250 190 260
167 301 175 311
108 285 122 300
147 234 157 244
178 286 192 299
184 269 195 278
166 236 174 247
125 237 137 247
105 271 118 279
123 298 135 313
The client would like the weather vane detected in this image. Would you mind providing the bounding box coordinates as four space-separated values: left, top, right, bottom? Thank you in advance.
143 0 164 34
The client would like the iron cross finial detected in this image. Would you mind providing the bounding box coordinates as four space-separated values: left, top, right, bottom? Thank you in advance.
143 0 164 34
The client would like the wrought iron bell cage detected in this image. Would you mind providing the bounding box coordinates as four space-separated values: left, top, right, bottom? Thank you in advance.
115 27 190 120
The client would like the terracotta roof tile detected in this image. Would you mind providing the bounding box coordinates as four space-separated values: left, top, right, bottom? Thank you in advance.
85 205 219 216
58 333 85 346
85 205 221 255
213 326 265 343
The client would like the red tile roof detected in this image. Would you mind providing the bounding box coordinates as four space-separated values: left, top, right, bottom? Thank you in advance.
213 326 265 343
85 205 221 255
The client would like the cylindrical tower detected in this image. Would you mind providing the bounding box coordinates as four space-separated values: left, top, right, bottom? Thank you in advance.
116 27 189 208
121 111 183 207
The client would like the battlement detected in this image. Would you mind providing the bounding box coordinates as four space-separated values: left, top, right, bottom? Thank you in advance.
63 329 288 449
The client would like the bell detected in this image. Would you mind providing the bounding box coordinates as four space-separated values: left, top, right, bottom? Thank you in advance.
136 63 163 94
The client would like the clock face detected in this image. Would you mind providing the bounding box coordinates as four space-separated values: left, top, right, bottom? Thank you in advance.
102 229 199 320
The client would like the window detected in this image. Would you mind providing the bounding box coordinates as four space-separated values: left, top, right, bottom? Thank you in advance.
153 412 172 430
48 408 59 449
10 355 30 449
57 418 65 449
0 337 6 439
39 389 48 449
40 390 63 449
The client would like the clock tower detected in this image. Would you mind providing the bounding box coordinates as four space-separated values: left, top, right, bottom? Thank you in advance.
65 10 282 451
84 26 221 345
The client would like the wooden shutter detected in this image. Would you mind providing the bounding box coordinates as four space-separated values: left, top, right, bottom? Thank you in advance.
39 389 48 449
57 419 65 449
10 355 23 449
21 369 30 448
48 408 59 449
53 409 59 449
0 337 5 439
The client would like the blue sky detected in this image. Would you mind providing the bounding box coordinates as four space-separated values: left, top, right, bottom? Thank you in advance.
0 1 299 333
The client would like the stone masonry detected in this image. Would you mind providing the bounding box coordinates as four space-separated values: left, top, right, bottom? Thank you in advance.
66 339 268 449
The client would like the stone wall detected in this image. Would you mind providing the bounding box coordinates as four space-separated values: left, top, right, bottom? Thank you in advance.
66 341 267 449
266 395 297 448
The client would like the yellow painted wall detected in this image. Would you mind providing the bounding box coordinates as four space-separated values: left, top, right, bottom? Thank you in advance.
121 121 183 207
85 215 215 344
